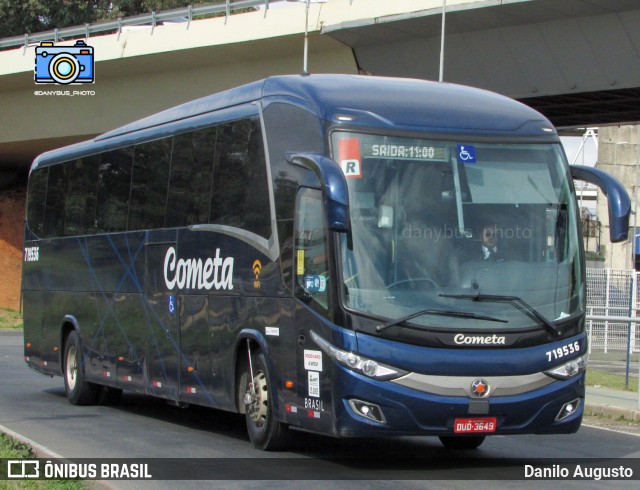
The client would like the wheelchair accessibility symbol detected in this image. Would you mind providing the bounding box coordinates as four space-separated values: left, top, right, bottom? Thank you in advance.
457 144 476 164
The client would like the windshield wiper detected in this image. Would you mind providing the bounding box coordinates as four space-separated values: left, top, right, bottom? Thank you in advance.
439 293 560 336
376 308 507 333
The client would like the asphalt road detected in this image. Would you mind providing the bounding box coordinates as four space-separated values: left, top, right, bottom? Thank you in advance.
1 330 639 489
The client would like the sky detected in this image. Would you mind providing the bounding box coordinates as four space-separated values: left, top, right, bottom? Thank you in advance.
560 134 598 166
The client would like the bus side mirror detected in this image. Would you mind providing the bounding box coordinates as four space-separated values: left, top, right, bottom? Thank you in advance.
287 153 351 233
570 165 631 243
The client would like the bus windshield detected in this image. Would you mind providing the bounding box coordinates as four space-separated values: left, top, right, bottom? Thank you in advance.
332 132 583 331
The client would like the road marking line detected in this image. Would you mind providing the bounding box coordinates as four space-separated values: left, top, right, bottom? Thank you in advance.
582 423 640 438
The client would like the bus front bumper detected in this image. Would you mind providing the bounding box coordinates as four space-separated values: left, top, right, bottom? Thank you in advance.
332 367 584 438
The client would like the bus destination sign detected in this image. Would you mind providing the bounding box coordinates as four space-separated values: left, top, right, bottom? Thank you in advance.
362 143 447 161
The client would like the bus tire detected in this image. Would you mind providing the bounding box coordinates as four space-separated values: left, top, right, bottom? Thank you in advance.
243 352 291 451
63 330 98 405
438 435 485 450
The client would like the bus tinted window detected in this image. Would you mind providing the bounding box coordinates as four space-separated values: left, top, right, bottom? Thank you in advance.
64 155 99 236
166 127 216 227
210 118 270 238
96 147 133 233
43 163 67 238
28 116 271 238
129 139 172 230
26 167 48 236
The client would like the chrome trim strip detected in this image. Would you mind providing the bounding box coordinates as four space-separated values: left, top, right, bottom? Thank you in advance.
391 371 555 397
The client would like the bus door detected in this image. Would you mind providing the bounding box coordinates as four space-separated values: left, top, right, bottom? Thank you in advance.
143 230 180 401
293 188 334 430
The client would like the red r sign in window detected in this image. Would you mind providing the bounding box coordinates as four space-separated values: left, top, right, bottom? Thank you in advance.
338 138 362 178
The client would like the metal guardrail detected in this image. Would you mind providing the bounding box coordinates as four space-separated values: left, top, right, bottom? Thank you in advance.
0 0 282 50
587 315 640 323
586 312 639 388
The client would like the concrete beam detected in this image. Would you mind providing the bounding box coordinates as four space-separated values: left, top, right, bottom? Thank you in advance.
0 2 358 169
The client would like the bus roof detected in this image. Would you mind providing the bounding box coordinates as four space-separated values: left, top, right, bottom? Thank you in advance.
32 74 557 169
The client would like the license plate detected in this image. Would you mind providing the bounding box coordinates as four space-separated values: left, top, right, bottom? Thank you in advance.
454 417 497 434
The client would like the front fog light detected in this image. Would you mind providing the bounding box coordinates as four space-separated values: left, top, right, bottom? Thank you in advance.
349 399 386 423
556 398 581 421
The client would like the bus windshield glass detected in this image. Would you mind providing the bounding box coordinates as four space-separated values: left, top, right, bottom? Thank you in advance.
332 132 583 331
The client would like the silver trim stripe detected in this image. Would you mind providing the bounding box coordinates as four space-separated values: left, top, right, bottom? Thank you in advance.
391 371 555 397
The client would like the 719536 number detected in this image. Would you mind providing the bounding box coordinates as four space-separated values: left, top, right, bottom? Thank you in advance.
24 246 39 262
546 341 580 362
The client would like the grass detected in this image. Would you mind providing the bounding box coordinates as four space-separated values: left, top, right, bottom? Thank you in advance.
0 308 22 330
586 368 638 392
0 433 87 489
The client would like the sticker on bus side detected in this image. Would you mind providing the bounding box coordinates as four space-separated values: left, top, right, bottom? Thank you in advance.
296 250 305 275
457 144 476 164
304 350 323 371
308 371 320 397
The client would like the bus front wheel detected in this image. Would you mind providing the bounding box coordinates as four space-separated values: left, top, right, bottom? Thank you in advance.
243 352 291 451
63 330 98 405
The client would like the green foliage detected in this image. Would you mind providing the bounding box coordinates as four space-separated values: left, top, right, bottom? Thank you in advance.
0 432 33 459
0 434 88 488
0 308 22 329
586 368 638 392
0 0 231 37
0 1 113 37
105 0 193 19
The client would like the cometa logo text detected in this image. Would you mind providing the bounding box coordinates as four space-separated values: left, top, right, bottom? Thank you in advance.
164 247 234 291
454 333 506 345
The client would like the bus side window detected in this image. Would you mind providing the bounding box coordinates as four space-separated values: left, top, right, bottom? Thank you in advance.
129 138 172 231
96 148 133 234
43 164 67 238
295 188 329 310
166 127 216 227
65 155 100 236
26 167 48 237
210 117 271 238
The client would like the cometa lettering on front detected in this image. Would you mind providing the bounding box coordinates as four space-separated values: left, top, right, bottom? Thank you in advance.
454 333 506 345
164 246 234 291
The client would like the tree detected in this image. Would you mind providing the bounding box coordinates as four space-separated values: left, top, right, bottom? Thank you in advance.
0 1 112 37
0 0 231 37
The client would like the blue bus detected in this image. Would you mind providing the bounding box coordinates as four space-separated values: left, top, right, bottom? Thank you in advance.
23 75 630 450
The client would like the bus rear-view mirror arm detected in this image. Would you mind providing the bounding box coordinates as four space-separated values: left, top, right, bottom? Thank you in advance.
287 152 351 233
570 165 631 243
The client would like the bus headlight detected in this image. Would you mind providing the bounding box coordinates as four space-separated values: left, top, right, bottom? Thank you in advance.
544 354 587 380
310 331 407 380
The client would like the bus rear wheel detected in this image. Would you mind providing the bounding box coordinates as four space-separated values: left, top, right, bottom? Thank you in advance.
439 435 485 450
63 330 98 405
243 352 291 451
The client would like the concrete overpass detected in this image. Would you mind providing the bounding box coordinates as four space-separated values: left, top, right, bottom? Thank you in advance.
2 0 640 181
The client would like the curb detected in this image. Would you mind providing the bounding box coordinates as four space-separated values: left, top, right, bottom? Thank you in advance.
584 402 640 422
0 423 118 490
0 423 64 460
